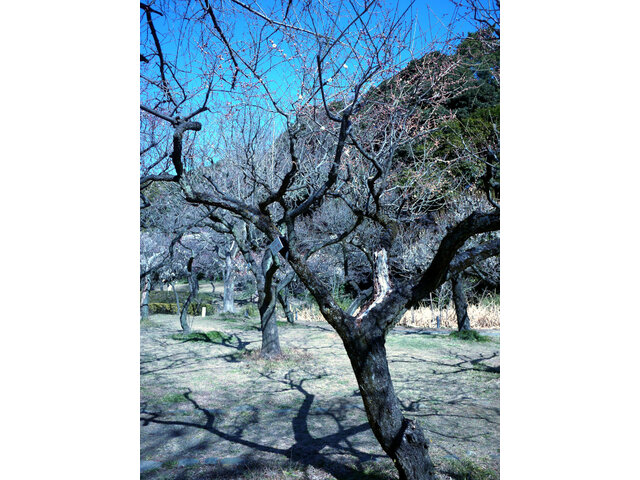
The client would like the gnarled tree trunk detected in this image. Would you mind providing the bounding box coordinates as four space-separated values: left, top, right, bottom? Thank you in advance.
257 250 281 357
179 257 198 333
210 280 217 309
222 250 235 312
345 333 434 480
451 273 471 331
140 275 151 322
349 250 435 479
278 288 295 324
170 281 180 315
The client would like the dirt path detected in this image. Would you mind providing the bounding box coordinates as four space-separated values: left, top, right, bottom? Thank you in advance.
140 314 500 479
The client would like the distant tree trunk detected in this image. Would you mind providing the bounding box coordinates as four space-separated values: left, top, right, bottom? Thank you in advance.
179 258 198 333
210 280 216 307
345 333 435 480
140 275 151 322
257 250 281 357
170 281 180 314
223 251 235 313
278 285 295 324
346 286 373 316
451 273 471 331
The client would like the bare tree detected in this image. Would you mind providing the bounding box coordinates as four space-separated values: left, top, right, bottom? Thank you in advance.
204 212 293 357
140 2 499 478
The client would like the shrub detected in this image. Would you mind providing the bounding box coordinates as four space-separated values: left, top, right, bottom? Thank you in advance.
148 302 212 315
149 290 215 304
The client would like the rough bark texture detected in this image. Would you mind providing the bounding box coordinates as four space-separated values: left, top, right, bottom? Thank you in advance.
179 258 198 333
257 250 281 357
210 281 217 308
451 273 471 331
356 249 391 322
171 281 181 314
345 333 435 480
140 276 151 322
278 288 295 324
223 251 235 313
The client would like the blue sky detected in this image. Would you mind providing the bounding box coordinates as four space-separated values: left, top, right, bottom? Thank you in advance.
141 1 485 168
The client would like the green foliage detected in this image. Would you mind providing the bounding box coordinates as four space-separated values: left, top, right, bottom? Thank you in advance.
245 304 258 317
149 290 212 304
444 457 498 480
149 303 175 314
332 284 354 311
449 330 492 342
149 302 212 315
383 29 500 212
447 30 500 119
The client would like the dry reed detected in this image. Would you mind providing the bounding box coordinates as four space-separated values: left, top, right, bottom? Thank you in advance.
296 302 500 329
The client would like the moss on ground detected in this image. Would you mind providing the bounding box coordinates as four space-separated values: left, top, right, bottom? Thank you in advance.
448 330 492 342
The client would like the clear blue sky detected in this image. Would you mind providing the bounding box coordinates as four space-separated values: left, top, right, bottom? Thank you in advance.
141 1 484 167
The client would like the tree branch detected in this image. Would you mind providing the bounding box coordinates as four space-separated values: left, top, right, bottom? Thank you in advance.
200 0 240 90
408 209 499 307
449 238 500 275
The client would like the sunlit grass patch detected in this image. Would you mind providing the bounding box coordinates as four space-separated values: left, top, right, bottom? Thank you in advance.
386 334 443 351
442 457 498 480
159 392 189 405
448 330 492 342
140 317 158 328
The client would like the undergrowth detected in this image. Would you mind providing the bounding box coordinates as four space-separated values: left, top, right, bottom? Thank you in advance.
443 458 498 480
449 330 492 342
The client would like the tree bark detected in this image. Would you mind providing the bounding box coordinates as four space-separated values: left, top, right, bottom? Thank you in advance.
278 287 295 324
140 275 151 322
257 250 281 357
179 257 198 333
345 333 435 480
451 273 471 331
222 250 235 313
170 281 181 315
210 281 217 308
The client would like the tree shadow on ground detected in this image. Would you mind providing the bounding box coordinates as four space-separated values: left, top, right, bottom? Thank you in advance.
141 332 256 374
140 371 389 480
426 351 500 375
141 350 216 376
390 352 499 375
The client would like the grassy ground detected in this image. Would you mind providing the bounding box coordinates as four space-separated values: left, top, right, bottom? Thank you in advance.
141 311 500 480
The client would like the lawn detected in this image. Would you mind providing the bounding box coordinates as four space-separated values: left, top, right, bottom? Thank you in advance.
140 312 500 480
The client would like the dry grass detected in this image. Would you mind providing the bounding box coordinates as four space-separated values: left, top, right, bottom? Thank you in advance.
141 313 499 479
398 304 500 329
240 347 315 364
297 303 500 330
